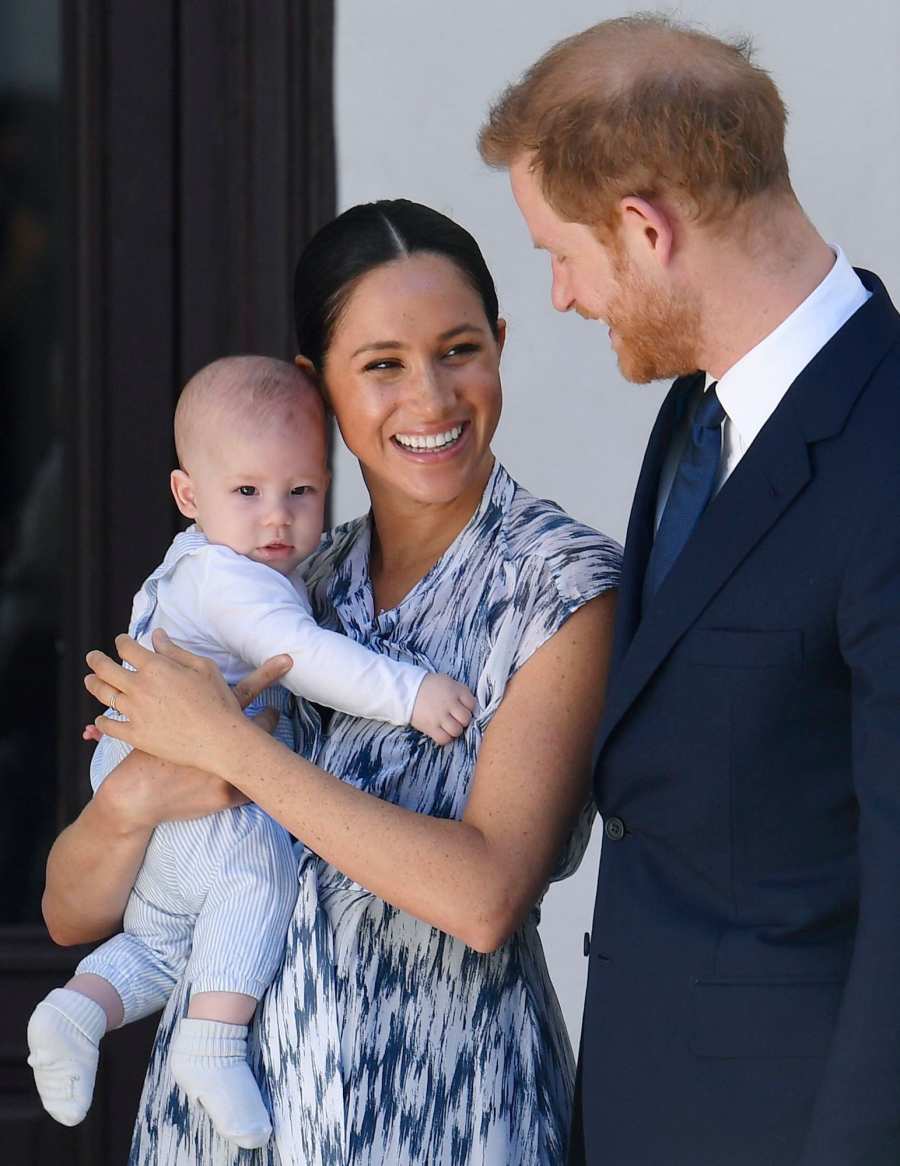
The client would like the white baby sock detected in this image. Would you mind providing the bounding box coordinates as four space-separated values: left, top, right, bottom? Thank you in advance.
171 1018 271 1150
26 988 107 1126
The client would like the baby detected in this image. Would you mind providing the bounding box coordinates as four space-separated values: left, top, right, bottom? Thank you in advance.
27 356 474 1149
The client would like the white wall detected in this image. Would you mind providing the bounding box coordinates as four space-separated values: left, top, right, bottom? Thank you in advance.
334 0 900 1047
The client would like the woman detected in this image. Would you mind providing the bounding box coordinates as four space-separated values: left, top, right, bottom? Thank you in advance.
46 201 621 1164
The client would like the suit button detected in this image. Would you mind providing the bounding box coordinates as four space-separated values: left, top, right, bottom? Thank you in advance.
583 932 591 957
604 816 626 841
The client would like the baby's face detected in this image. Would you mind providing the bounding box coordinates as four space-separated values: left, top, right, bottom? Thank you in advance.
187 419 329 575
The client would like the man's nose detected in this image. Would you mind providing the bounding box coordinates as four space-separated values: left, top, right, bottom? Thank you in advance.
550 258 574 313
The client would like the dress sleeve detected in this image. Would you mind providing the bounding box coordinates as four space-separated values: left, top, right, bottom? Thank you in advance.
510 526 622 678
188 550 427 726
474 522 621 726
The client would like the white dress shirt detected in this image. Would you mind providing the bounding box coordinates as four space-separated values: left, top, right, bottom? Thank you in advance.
655 246 870 529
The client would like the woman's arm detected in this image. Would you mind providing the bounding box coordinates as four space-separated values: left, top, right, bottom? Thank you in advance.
43 656 290 946
43 752 155 946
87 593 615 952
42 752 247 945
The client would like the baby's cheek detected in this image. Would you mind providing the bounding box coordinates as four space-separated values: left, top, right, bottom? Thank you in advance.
297 515 327 558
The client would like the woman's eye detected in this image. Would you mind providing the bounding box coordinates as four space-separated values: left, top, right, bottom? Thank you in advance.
363 358 401 372
291 486 311 496
237 486 257 497
444 342 479 359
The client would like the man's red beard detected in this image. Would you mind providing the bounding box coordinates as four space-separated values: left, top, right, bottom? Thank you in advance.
604 251 702 384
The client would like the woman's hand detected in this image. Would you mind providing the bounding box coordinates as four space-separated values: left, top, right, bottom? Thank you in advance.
97 752 248 834
89 654 286 831
84 630 292 772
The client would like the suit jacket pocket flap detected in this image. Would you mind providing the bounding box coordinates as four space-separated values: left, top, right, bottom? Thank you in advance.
690 978 842 1058
684 628 802 668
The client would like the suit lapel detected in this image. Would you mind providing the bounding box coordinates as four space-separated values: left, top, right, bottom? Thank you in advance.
598 408 810 753
610 374 701 669
597 269 900 758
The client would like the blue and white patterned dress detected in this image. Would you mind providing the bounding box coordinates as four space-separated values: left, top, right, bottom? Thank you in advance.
128 462 621 1166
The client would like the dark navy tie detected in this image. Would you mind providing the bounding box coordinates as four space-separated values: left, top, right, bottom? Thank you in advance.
642 383 725 606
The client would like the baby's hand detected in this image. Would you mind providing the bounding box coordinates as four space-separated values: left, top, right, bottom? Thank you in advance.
411 673 476 745
82 723 103 743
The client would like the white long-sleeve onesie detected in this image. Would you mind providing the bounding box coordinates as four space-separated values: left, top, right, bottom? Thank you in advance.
77 527 427 1024
151 532 426 723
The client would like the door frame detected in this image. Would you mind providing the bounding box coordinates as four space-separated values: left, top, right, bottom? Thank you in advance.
1 4 335 1162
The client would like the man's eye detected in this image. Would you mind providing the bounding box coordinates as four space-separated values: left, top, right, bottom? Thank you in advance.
291 486 311 496
237 486 257 496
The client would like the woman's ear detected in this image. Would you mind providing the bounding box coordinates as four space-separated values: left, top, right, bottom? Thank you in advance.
294 354 318 378
296 353 332 411
495 318 508 359
170 469 199 520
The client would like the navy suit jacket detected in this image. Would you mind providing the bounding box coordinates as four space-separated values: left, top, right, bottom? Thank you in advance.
573 270 900 1165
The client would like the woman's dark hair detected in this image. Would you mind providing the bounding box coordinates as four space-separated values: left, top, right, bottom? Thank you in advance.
293 199 500 370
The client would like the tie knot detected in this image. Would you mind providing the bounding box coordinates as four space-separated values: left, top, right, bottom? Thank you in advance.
695 383 725 431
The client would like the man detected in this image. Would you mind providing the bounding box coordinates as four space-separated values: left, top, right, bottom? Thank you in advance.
480 14 900 1166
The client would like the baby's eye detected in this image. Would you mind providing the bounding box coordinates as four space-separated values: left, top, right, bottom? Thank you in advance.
236 485 258 497
291 486 311 496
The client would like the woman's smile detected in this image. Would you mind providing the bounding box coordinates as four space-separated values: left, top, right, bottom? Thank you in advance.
391 420 470 460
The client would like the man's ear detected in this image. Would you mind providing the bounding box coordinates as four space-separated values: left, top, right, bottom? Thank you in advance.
170 469 199 520
618 196 675 268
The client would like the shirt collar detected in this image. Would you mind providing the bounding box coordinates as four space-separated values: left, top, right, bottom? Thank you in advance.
712 245 870 448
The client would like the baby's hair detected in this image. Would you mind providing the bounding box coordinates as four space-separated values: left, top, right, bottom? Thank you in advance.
174 355 322 469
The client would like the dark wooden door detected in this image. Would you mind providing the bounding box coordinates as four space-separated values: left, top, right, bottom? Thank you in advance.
0 3 334 1161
